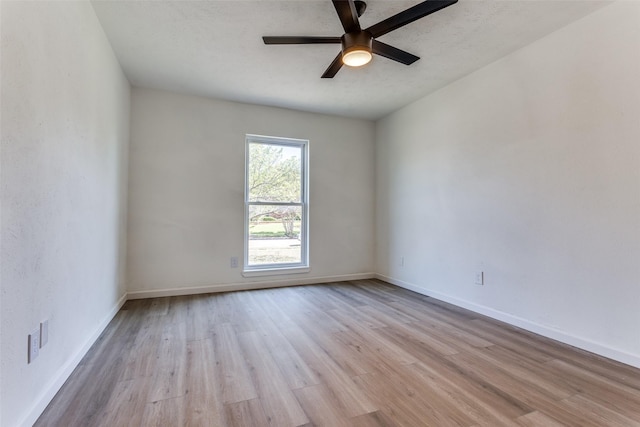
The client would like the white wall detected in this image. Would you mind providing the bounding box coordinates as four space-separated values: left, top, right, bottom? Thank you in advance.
127 88 375 296
376 1 640 368
0 1 130 425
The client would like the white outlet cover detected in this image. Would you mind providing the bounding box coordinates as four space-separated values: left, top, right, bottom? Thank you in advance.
40 320 49 347
28 329 40 363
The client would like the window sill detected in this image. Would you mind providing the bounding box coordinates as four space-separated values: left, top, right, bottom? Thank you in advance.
242 266 310 278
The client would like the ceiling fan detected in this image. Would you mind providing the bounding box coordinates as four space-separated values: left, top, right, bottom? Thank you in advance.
263 0 458 78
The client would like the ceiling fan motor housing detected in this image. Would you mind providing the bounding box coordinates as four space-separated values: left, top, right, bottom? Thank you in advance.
341 31 373 66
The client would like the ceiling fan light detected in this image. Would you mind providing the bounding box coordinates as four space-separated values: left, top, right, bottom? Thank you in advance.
342 48 372 67
341 31 373 68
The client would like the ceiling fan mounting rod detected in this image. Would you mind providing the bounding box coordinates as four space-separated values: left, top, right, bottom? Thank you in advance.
354 0 367 17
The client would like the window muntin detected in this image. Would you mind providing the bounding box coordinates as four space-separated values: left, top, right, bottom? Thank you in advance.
244 135 308 272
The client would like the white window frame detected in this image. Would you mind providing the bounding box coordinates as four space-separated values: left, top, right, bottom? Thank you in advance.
243 134 309 276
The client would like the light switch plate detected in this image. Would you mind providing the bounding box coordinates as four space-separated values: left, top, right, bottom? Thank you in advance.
28 329 40 363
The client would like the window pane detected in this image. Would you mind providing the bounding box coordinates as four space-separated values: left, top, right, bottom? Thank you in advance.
248 205 302 265
248 143 301 203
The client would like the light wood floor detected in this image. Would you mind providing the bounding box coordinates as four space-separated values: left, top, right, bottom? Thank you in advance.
36 280 640 426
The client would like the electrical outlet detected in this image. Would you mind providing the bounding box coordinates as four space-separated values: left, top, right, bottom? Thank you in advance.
475 271 484 286
28 329 40 363
230 256 239 268
40 320 49 348
400 257 405 267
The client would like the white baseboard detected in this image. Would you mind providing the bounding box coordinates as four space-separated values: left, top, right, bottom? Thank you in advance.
127 272 376 300
376 273 640 369
19 293 128 427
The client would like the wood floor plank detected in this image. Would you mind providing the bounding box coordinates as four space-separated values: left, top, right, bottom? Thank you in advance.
95 379 151 427
35 280 640 427
238 330 309 426
515 411 566 427
261 288 309 328
349 410 399 427
184 338 226 426
245 291 321 389
347 290 417 324
369 328 534 420
452 346 574 401
389 302 494 349
311 285 374 315
350 280 401 303
224 398 271 427
544 359 640 421
561 354 640 392
374 360 482 427
34 363 97 427
355 304 415 330
227 291 263 333
467 345 577 400
408 361 524 426
165 295 190 325
140 395 186 427
212 323 258 404
332 328 418 373
297 284 342 312
445 351 566 407
283 290 349 335
375 321 460 357
235 290 273 328
119 314 162 381
387 284 478 321
468 317 591 365
293 383 351 427
146 296 170 316
209 292 235 325
325 283 377 308
312 333 370 377
353 370 463 427
445 352 610 427
147 320 188 402
278 322 378 418
185 295 212 341
435 314 556 364
291 316 369 378
326 308 419 366
254 318 321 389
560 393 640 427
78 309 136 368
333 303 389 329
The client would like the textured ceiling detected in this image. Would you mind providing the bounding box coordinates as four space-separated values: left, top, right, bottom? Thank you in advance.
91 0 610 120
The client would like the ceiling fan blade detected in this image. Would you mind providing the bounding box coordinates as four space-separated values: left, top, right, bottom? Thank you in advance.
321 52 344 78
365 0 457 38
372 40 419 65
332 0 361 33
263 36 341 45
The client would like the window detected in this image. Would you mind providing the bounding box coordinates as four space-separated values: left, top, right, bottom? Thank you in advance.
244 135 309 275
